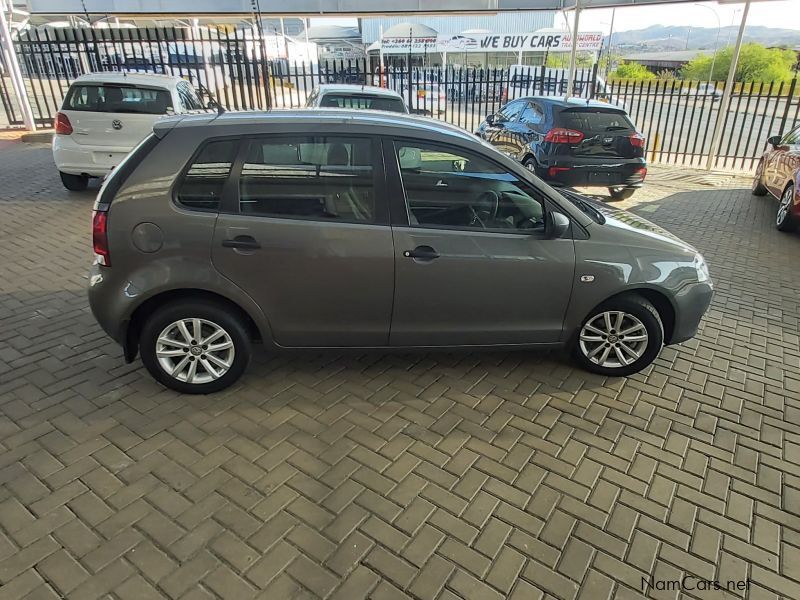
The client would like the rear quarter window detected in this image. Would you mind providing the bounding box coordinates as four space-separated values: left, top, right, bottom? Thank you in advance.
175 139 238 211
63 84 173 114
560 110 634 132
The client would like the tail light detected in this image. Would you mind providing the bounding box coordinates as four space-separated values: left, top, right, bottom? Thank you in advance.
635 167 647 181
544 128 584 144
548 166 571 178
92 210 110 266
54 112 73 135
629 133 646 148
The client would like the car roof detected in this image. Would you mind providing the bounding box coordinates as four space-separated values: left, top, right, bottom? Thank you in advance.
314 84 403 99
517 96 627 112
155 108 477 143
70 71 185 88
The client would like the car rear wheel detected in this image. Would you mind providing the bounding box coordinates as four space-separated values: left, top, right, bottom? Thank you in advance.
572 295 664 377
752 161 768 196
608 187 636 201
139 300 251 394
59 171 88 191
776 184 797 232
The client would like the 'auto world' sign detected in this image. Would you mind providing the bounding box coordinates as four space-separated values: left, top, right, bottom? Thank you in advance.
380 32 603 54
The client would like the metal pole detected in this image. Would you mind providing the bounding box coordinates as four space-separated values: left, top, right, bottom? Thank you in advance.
0 0 35 130
705 0 750 170
565 0 581 99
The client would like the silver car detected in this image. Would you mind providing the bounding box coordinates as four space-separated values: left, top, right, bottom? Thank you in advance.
88 110 713 394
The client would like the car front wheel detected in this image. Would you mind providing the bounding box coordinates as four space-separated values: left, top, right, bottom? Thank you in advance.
776 184 797 232
573 295 664 377
608 186 636 201
139 300 251 394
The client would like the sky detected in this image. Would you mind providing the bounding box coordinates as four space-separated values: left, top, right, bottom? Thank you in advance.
310 1 800 35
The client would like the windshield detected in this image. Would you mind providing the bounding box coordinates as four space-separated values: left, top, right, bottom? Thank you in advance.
559 189 605 224
320 94 407 113
63 84 173 114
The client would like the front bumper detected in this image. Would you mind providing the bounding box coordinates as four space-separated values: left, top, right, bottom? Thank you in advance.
669 281 714 345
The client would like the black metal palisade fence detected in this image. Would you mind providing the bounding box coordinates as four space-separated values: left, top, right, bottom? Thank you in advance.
1 27 798 171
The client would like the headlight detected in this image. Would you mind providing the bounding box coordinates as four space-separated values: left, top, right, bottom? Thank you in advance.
694 253 710 283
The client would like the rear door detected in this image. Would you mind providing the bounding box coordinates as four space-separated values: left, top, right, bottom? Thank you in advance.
210 133 395 347
483 100 526 154
558 108 644 160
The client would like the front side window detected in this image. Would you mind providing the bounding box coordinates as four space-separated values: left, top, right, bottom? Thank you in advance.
63 84 173 114
519 103 544 126
239 136 376 223
176 139 237 211
395 141 546 233
498 100 524 122
177 81 204 111
781 125 799 145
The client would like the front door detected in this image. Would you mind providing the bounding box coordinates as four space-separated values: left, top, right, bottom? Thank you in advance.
210 134 394 347
387 139 576 346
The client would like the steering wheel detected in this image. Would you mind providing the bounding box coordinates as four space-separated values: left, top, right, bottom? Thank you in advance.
469 190 500 227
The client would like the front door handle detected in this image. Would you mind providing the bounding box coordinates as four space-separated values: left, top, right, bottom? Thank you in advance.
403 245 439 261
222 235 261 250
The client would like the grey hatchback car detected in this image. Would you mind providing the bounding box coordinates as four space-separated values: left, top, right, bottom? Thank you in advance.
88 110 713 394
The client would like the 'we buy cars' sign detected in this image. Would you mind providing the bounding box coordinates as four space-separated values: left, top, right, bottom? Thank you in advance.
380 32 603 54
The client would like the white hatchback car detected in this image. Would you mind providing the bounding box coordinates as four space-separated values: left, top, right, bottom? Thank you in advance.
53 72 205 190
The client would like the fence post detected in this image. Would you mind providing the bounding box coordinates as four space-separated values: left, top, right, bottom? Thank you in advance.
0 0 36 130
777 78 797 137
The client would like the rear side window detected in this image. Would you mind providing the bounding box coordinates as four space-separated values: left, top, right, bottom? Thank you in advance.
319 94 406 113
176 139 237 211
560 110 634 132
63 84 173 114
239 135 376 223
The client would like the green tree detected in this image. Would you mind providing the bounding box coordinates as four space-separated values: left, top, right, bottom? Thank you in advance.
680 43 795 82
608 61 656 81
545 52 594 69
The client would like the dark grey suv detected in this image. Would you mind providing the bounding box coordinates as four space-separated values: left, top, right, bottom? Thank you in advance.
88 110 713 394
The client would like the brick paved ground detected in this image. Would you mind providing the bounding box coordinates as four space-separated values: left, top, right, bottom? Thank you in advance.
1 141 799 600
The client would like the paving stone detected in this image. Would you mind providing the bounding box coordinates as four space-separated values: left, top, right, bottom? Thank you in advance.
0 149 798 599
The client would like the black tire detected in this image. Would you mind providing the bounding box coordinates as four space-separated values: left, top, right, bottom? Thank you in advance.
59 171 89 191
608 187 636 201
752 161 768 196
776 184 797 232
523 157 540 176
139 300 251 394
572 294 664 377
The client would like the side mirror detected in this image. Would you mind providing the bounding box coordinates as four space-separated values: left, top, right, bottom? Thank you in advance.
768 135 781 148
548 211 571 239
485 114 496 125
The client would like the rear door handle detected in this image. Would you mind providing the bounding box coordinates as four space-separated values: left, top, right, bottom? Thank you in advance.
403 245 439 261
222 235 261 250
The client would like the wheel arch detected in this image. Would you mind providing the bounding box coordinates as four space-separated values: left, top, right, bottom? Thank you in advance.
575 287 677 345
124 289 262 363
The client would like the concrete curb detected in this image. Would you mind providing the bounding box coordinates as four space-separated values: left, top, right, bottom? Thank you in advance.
20 130 54 143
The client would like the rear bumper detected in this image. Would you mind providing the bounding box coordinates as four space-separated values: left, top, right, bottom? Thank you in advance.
535 155 647 188
669 281 714 345
53 135 133 178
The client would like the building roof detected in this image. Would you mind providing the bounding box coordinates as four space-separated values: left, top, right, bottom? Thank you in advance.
382 22 438 38
306 25 362 41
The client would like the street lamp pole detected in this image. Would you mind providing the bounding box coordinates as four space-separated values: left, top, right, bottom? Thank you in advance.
695 3 721 82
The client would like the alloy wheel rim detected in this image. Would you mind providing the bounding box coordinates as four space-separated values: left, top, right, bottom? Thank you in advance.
579 311 649 369
156 318 235 384
777 189 792 225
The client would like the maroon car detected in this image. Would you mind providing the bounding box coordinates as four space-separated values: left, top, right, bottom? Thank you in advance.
753 124 800 231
